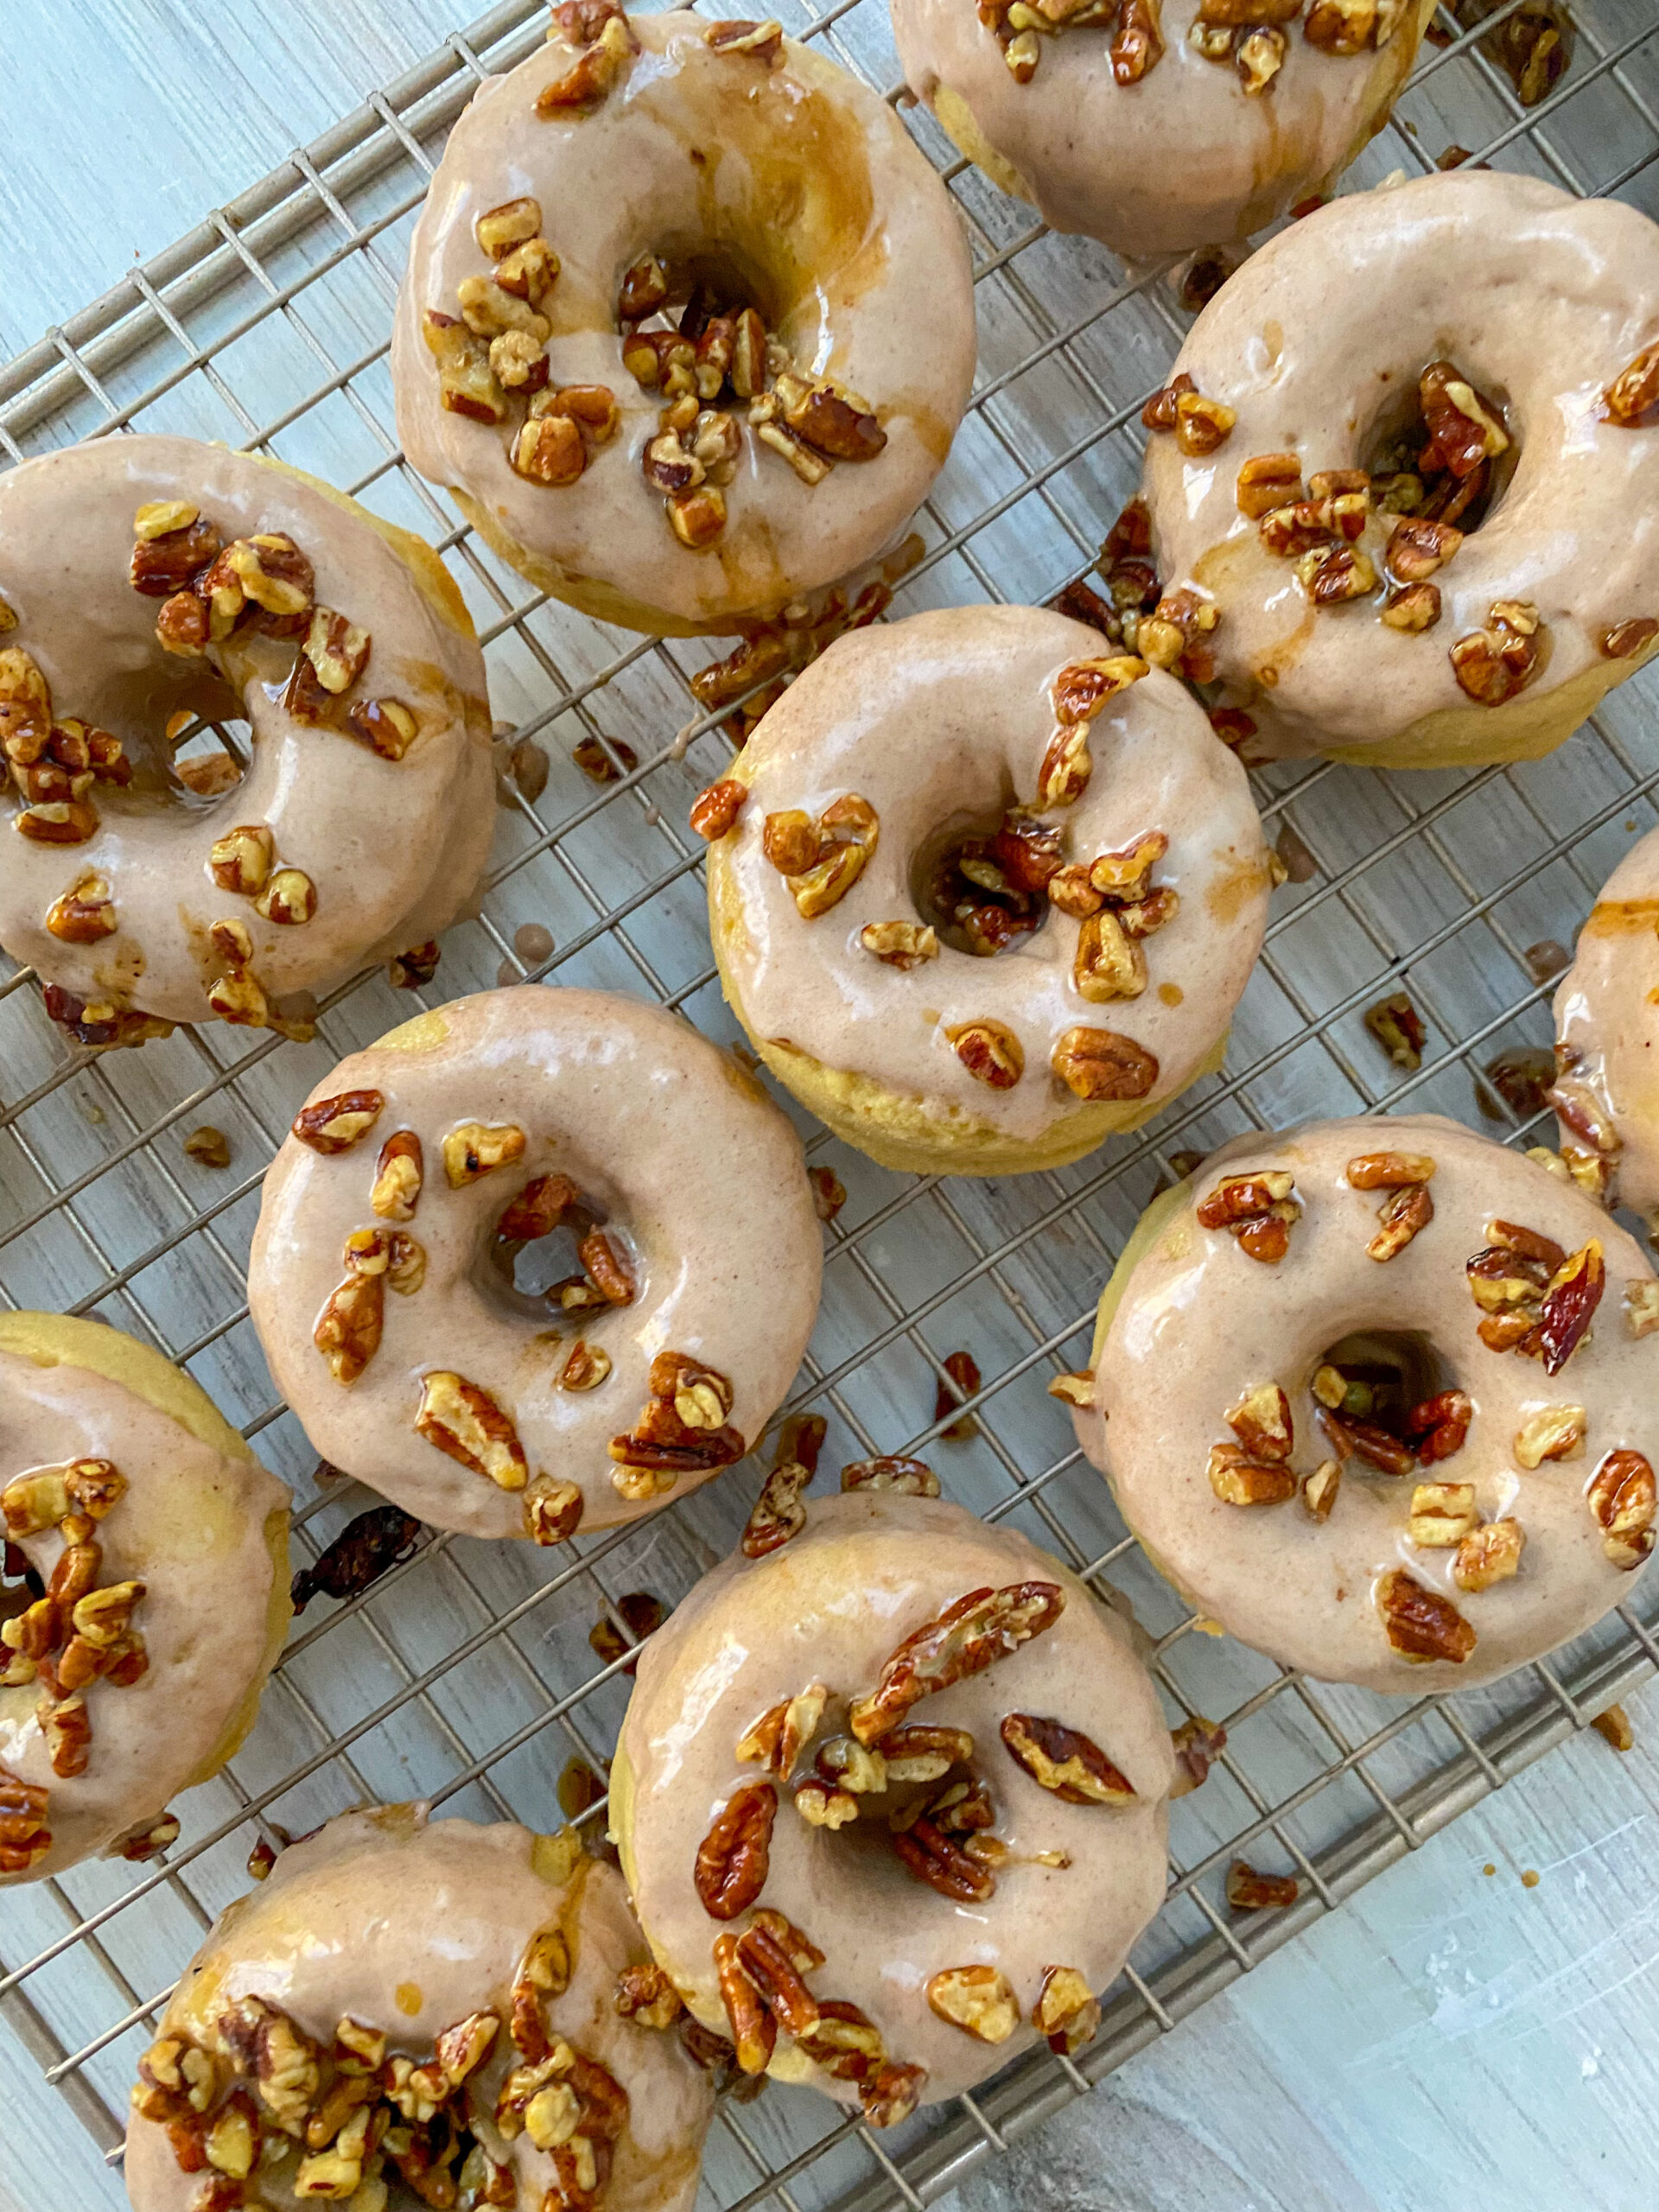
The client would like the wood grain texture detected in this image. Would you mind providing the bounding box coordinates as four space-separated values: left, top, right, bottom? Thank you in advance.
3 10 1659 2212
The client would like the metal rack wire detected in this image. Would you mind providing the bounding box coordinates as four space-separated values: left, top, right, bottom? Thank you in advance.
3 0 1659 2204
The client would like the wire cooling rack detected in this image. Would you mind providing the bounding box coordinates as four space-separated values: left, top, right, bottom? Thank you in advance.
4 1 1659 2205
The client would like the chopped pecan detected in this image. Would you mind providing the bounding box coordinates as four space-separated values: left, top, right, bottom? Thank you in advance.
347 696 419 760
880 1723 975 1783
1207 1443 1297 1506
1513 1403 1586 1469
442 1121 527 1187
1346 1151 1435 1190
1624 1281 1659 1338
893 1815 995 1904
1173 391 1236 456
1603 343 1659 429
1168 1713 1228 1797
1197 1170 1293 1228
1452 1517 1525 1592
1033 1965 1100 2054
949 1017 1025 1090
817 1735 887 1795
842 1454 940 1497
859 918 940 969
1592 1702 1635 1751
613 1962 683 2030
302 608 371 697
1036 721 1093 809
1531 1240 1604 1376
926 1965 1019 2042
1074 908 1147 1002
1588 1448 1656 1569
861 2061 926 2127
415 1371 528 1491
735 1919 820 2037
1382 582 1442 632
1376 1567 1476 1664
577 1229 635 1306
690 779 746 840
537 5 638 111
44 874 117 944
1405 1389 1472 1463
561 1340 611 1392
1000 1713 1135 1805
1236 453 1304 518
292 1090 384 1155
1318 1405 1417 1478
1052 1025 1159 1102
313 1270 382 1386
742 1452 812 1558
1368 1182 1434 1262
736 1682 828 1778
712 1933 776 2074
1302 1460 1341 1522
524 1476 583 1547
1602 617 1659 660
1052 654 1148 727
1225 1382 1293 1462
1388 517 1463 583
792 1777 858 1828
1408 1481 1478 1547
1365 990 1427 1069
694 1782 776 1920
1047 1370 1095 1409
1226 1861 1299 1910
1451 601 1542 706
0 1764 50 1874
849 1580 1065 1745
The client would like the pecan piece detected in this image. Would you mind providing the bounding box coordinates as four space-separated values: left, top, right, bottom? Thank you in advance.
735 1918 820 2037
1346 1151 1435 1190
1376 1567 1476 1664
1367 1183 1433 1262
742 1452 813 1558
1604 343 1659 429
736 1682 828 1778
949 1018 1025 1090
1514 1404 1586 1469
1406 1389 1472 1463
841 1455 940 1497
1224 1382 1293 1462
1302 1460 1341 1522
1588 1449 1656 1569
711 1933 775 2074
1052 654 1148 727
1000 1713 1135 1805
524 1476 583 1546
925 1965 1019 2042
690 779 746 840
370 1130 424 1222
0 1764 51 1874
1169 1714 1227 1797
785 793 878 918
44 874 117 944
578 1229 635 1306
861 2062 926 2128
860 919 939 969
1207 1443 1297 1505
1450 601 1542 706
1408 1481 1478 1547
1227 1861 1299 1910
797 1998 885 2083
1318 1406 1417 1478
292 1090 384 1155
849 1580 1065 1745
614 1963 683 2030
1452 1517 1525 1592
1052 1025 1158 1102
415 1372 528 1491
694 1781 777 1919
1033 1966 1100 2055
893 1816 995 1904
1602 618 1659 661
1236 453 1304 519
1530 1240 1604 1376
792 1777 858 1828
313 1269 383 1386
442 1120 527 1187
880 1723 975 1783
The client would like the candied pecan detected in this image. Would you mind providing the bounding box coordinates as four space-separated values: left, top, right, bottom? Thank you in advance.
614 1962 683 2030
861 919 939 969
1052 1025 1158 1102
1347 1150 1435 1190
1000 1713 1135 1805
690 779 746 840
736 1682 828 1778
893 1816 995 1904
1196 1169 1293 1228
1588 1448 1656 1569
577 1228 635 1306
1388 516 1463 582
390 940 441 989
1602 618 1659 660
861 2061 926 2127
1368 1183 1433 1262
841 1455 940 1497
1141 372 1196 433
1382 582 1442 632
537 4 638 111
1405 1389 1472 1463
525 1476 584 1546
1591 1703 1635 1752
793 1777 858 1828
1052 654 1148 727
1236 453 1304 519
442 1120 527 1187
695 1782 777 1919
742 1453 812 1558
1408 1481 1478 1547
711 1933 776 2074
1450 601 1542 706
1227 1860 1299 1910
415 1371 529 1491
0 1764 51 1874
496 1171 577 1244
1207 1444 1298 1506
1365 990 1427 1069
849 1580 1064 1744
314 1270 383 1386
1604 343 1659 429
881 1724 976 1783
1303 1460 1341 1521
129 517 223 597
291 1090 384 1155
1318 1405 1417 1478
1036 721 1093 807
1033 1965 1100 2055
1513 1403 1586 1469
1530 1240 1604 1376
1376 1567 1476 1664
736 1919 820 2037
949 1018 1025 1090
1452 1517 1525 1592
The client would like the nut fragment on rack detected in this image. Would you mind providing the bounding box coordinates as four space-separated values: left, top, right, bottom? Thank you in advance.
1169 1713 1227 1797
415 1371 530 1491
1452 1516 1525 1592
1364 990 1427 1069
1591 1702 1635 1752
1376 1567 1476 1663
183 1125 232 1169
1226 1860 1299 1910
292 1090 385 1155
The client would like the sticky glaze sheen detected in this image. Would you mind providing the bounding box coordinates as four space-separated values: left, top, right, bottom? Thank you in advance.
1143 171 1659 766
248 986 822 1540
1083 1116 1659 1692
0 435 493 1028
893 0 1433 259
392 10 976 635
122 1807 715 2212
616 1491 1173 2107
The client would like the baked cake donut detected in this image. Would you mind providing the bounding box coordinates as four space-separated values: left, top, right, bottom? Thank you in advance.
1550 825 1659 1225
391 6 976 636
124 1805 715 2212
893 0 1434 259
696 604 1274 1175
1139 170 1659 768
1076 1115 1659 1692
0 435 493 1050
1 1313 289 1882
248 986 822 1545
613 1489 1174 2117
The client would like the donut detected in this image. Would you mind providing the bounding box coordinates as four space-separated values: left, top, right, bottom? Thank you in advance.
0 1313 289 1882
893 0 1434 259
0 434 494 1050
696 604 1274 1176
391 6 976 637
1138 170 1659 769
248 985 822 1544
124 1805 715 2212
1076 1114 1659 1691
1551 826 1659 1224
613 1489 1175 2116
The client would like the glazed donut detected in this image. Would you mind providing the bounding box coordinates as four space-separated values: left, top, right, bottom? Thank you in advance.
1139 170 1659 769
124 1805 715 2212
391 6 975 637
1077 1115 1659 1692
0 1313 289 1882
613 1490 1174 2116
0 435 493 1049
1551 826 1659 1224
248 985 822 1543
893 0 1433 259
697 604 1274 1176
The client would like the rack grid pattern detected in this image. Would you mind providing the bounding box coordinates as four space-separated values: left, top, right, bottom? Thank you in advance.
3 2 1659 2206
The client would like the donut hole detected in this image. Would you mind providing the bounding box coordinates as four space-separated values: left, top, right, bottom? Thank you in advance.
911 798 1055 959
168 709 251 804
488 1177 640 1326
617 240 783 343
1362 358 1520 537
1313 1327 1452 1448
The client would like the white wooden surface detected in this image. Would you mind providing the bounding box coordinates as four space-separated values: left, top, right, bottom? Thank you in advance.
3 7 1659 2211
